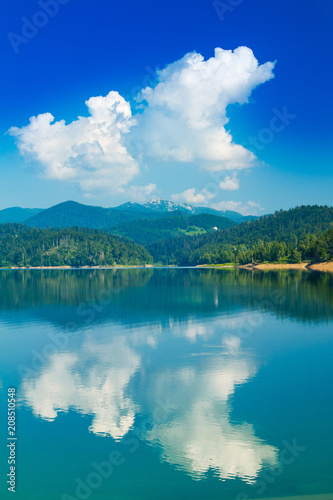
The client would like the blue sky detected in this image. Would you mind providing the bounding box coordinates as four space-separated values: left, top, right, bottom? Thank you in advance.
1 0 332 214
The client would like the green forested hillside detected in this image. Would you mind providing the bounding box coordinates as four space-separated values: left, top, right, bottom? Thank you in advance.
147 206 333 265
0 224 153 267
0 199 255 230
111 213 236 244
25 201 119 229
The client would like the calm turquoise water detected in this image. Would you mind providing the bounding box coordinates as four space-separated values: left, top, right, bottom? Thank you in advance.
0 269 333 500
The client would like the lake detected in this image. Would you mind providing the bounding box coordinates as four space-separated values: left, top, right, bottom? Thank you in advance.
0 268 332 500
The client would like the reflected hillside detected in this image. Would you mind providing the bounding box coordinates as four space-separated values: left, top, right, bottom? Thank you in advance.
0 268 153 308
0 269 333 327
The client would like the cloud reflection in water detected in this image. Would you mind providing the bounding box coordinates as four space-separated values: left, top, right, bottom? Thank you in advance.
21 317 278 482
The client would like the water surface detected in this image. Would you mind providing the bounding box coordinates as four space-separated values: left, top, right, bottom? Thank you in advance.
0 269 332 499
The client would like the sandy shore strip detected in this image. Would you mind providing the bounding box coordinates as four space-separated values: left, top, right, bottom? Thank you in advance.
239 261 333 272
203 263 310 270
251 262 309 270
308 261 333 272
196 264 235 268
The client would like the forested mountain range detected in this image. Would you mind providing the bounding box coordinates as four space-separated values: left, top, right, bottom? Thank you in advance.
0 200 254 228
1 205 333 268
24 201 177 229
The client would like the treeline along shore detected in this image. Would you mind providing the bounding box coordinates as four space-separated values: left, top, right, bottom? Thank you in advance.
0 205 333 271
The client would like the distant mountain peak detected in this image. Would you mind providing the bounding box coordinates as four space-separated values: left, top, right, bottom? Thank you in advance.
112 198 254 221
140 199 251 221
143 199 194 213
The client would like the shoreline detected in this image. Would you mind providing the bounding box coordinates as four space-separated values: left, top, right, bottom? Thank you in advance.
1 262 333 272
199 261 333 273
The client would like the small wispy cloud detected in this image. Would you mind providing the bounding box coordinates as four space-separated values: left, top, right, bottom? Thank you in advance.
211 200 264 215
171 188 215 205
219 172 240 191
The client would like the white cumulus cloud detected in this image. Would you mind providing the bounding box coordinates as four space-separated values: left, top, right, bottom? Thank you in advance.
133 46 275 172
9 47 275 197
9 91 139 196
